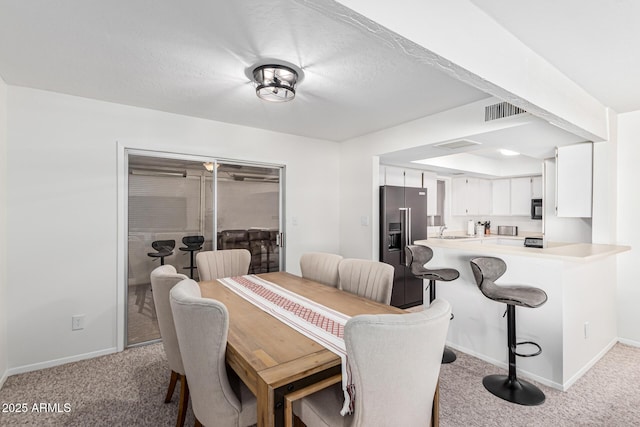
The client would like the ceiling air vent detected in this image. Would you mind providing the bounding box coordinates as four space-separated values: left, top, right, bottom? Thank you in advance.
484 101 527 122
434 139 482 150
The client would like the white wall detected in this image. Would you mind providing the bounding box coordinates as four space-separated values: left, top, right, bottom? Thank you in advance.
6 86 341 372
592 110 618 245
0 75 8 387
616 110 640 346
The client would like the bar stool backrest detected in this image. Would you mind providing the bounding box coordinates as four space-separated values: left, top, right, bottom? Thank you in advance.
152 239 176 253
182 235 204 249
405 245 433 272
470 257 507 300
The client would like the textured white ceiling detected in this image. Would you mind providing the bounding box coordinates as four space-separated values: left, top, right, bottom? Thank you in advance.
0 0 489 141
2 0 626 174
471 0 640 113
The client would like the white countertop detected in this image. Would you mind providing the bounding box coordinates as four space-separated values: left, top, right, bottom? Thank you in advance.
415 233 630 262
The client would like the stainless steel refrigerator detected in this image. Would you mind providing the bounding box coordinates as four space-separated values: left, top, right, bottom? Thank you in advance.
379 185 428 308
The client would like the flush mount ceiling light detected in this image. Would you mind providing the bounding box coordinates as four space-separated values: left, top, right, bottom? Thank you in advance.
252 64 298 102
499 149 520 156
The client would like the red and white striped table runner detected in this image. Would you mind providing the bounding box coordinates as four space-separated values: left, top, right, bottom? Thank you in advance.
217 275 354 415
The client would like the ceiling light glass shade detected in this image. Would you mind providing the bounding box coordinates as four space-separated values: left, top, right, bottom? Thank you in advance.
252 64 297 102
499 149 520 156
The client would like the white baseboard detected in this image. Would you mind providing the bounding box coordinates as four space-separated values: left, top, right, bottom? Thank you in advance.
617 337 640 348
562 337 618 390
445 341 564 391
447 343 566 391
7 347 118 377
448 337 622 392
0 369 7 390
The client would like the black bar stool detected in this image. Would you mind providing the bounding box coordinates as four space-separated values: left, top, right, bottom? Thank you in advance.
147 240 175 265
405 245 459 363
470 256 548 406
180 235 204 279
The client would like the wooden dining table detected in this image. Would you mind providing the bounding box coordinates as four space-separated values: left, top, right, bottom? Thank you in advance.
199 271 440 427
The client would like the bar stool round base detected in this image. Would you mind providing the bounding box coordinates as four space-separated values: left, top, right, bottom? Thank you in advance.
482 374 545 406
442 347 457 364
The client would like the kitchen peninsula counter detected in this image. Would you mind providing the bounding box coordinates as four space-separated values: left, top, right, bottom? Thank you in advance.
412 237 630 392
416 235 630 263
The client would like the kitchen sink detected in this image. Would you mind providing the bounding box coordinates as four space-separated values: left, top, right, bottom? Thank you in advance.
438 235 472 240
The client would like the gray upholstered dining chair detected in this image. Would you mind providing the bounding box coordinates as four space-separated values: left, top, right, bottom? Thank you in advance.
149 264 190 427
286 299 451 427
170 278 257 427
196 249 251 281
337 259 394 305
299 252 344 287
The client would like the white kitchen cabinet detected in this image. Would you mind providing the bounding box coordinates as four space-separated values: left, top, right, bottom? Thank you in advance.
404 169 423 188
452 177 490 216
491 176 541 216
491 179 511 215
531 176 543 199
510 177 532 216
382 166 405 187
380 166 423 188
380 165 438 215
476 179 492 215
422 171 438 216
452 177 470 215
556 143 592 217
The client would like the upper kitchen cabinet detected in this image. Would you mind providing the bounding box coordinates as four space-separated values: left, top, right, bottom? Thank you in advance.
380 165 437 215
556 143 593 218
452 177 491 216
531 176 543 199
491 176 542 216
422 171 438 216
491 179 511 215
404 168 423 188
510 177 533 216
381 165 421 188
383 165 406 187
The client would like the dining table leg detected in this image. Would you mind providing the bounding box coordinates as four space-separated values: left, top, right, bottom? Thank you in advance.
257 375 275 427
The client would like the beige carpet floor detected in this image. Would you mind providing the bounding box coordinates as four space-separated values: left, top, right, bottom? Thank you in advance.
439 343 640 426
0 342 638 426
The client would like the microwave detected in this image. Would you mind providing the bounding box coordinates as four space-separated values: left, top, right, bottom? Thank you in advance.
531 198 543 220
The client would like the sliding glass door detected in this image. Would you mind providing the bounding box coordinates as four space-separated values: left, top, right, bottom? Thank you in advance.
215 162 282 274
125 152 283 346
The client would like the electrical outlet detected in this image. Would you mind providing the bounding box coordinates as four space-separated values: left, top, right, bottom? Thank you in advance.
72 315 85 331
584 321 590 339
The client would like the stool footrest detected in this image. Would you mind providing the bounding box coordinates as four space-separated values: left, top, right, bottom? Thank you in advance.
513 341 542 358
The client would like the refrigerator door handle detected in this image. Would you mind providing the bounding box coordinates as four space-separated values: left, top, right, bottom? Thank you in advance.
407 207 412 246
399 208 409 265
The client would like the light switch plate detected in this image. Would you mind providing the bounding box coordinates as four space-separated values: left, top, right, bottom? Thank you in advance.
72 315 85 331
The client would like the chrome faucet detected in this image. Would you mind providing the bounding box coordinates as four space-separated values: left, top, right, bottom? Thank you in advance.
439 225 447 238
